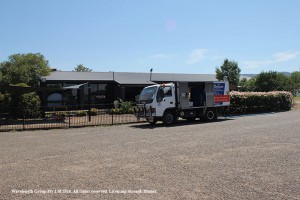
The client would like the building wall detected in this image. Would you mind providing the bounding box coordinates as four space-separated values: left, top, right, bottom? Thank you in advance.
40 81 148 108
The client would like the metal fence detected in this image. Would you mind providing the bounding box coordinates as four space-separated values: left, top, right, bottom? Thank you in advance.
0 104 144 132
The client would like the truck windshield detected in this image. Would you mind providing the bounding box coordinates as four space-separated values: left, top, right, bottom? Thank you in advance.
139 86 158 103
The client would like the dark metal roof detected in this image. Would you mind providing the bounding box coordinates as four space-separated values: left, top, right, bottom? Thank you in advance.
41 71 217 84
41 71 113 82
151 73 217 82
114 72 155 85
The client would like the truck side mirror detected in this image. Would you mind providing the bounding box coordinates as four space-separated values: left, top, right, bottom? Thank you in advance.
157 88 164 102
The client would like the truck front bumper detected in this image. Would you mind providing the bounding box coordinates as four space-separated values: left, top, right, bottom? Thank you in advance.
134 104 155 119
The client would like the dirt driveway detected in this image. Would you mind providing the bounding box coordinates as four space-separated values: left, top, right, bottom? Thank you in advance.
1 109 300 199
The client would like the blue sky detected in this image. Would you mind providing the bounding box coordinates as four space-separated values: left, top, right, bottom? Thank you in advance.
1 0 299 74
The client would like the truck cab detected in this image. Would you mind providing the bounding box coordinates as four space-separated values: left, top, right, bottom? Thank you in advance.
135 81 230 125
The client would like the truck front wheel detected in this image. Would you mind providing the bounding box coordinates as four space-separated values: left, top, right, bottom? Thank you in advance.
163 111 176 126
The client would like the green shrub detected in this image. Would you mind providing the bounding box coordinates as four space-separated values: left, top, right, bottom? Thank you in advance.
0 93 11 113
90 108 99 116
111 99 134 114
111 108 123 114
76 110 87 116
18 92 41 118
55 111 66 118
5 83 42 118
230 91 293 114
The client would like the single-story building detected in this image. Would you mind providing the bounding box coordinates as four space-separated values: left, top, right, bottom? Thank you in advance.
39 71 217 107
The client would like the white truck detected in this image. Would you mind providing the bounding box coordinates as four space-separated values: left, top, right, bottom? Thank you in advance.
134 81 230 125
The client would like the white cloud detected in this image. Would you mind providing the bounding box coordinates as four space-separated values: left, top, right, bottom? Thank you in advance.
186 49 208 64
273 51 299 62
243 51 299 69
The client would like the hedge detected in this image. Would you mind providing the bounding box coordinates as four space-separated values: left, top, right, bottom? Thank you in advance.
229 91 293 114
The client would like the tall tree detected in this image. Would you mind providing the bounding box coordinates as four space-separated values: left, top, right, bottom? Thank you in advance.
216 59 241 87
291 71 300 87
255 71 296 93
0 53 51 86
73 64 92 72
255 71 278 92
289 71 300 94
239 77 256 91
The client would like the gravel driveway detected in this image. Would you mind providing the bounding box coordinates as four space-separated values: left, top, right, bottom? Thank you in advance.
1 108 300 199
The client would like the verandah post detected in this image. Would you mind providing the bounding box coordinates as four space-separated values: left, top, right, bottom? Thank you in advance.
88 83 91 122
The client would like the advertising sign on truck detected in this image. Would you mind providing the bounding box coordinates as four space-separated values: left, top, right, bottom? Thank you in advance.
214 82 230 106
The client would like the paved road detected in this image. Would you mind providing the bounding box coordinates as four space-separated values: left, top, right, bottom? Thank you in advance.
1 109 300 200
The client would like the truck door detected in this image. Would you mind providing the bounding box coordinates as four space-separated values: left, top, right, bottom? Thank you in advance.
205 82 214 107
156 85 176 116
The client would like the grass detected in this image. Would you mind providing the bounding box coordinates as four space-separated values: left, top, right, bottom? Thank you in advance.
293 97 300 109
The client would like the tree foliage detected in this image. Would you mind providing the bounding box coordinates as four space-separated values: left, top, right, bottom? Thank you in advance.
0 53 51 86
239 77 256 92
18 92 41 118
291 71 300 89
216 59 241 87
255 71 278 92
73 64 92 72
0 93 11 113
255 71 295 93
3 83 41 118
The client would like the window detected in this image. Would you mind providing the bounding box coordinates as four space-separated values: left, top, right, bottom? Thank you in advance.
163 86 172 97
47 93 62 106
89 84 109 104
48 93 62 101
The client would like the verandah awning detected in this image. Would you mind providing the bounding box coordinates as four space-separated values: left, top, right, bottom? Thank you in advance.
62 83 88 90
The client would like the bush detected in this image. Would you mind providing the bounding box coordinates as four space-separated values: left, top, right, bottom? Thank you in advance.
111 108 123 114
111 99 134 114
76 110 87 116
18 92 41 118
4 83 42 118
90 108 99 116
230 91 293 114
54 111 66 120
0 93 11 113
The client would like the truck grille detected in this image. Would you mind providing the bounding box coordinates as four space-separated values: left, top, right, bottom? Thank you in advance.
134 105 151 118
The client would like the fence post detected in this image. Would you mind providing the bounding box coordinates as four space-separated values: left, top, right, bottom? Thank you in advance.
22 109 25 131
88 84 91 122
68 108 71 128
88 108 91 122
111 109 114 125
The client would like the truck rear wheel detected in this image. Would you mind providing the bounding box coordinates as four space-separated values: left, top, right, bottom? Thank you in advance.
204 109 217 122
163 111 176 125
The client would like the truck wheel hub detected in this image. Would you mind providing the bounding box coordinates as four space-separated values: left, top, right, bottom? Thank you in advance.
207 111 214 120
166 114 173 123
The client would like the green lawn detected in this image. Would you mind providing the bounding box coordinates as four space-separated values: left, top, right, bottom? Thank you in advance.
294 97 300 101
